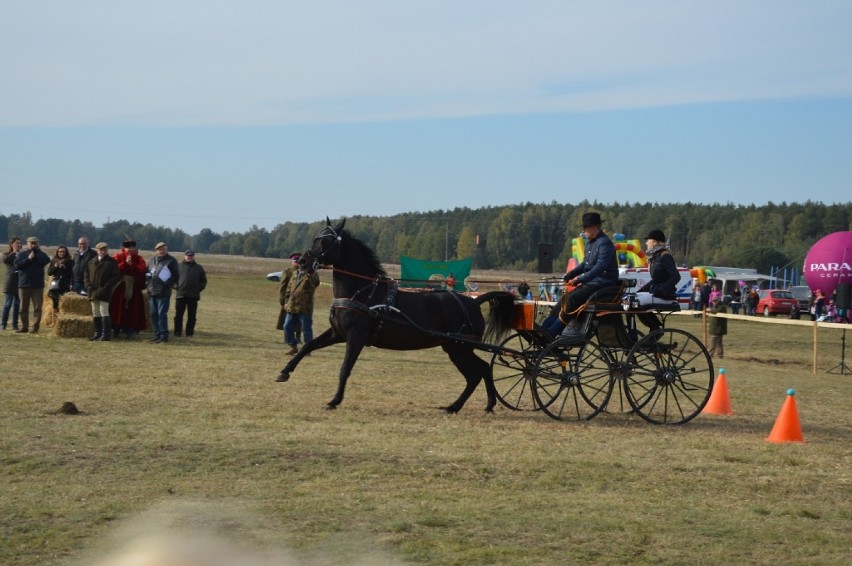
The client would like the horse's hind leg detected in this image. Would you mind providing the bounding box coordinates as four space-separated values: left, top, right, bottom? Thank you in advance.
442 345 494 413
276 328 342 382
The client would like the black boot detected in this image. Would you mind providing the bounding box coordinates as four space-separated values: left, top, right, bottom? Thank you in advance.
90 317 103 341
99 317 112 341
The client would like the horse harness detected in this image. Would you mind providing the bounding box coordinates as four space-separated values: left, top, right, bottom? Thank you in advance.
329 278 478 346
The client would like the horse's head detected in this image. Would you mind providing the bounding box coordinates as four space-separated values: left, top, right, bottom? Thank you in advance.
301 217 345 274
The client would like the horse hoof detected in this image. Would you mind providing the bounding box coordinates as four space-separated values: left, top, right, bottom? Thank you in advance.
324 404 337 411
275 372 290 383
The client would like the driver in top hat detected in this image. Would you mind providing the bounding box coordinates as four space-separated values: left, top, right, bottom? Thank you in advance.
543 212 619 337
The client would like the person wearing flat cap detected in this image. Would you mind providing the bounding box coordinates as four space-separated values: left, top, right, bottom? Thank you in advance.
84 242 121 341
13 236 51 333
108 237 148 339
146 242 179 343
277 252 303 343
281 251 319 355
634 229 681 335
173 249 207 338
543 212 619 338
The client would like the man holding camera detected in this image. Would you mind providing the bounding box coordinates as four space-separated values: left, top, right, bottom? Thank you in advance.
14 236 50 334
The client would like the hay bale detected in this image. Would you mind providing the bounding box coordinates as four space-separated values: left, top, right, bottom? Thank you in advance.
60 292 93 316
56 314 94 339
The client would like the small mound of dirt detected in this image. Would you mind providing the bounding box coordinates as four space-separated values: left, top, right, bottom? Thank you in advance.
53 402 83 415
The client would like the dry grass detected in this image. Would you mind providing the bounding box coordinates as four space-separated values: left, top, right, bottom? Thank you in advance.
1 262 850 566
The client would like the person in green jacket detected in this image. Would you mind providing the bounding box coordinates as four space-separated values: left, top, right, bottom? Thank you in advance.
707 294 728 358
282 254 320 355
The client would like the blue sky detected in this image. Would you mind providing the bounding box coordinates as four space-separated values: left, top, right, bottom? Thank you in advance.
2 1 851 234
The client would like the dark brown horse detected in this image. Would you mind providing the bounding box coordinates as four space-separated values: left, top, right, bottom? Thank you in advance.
275 218 516 413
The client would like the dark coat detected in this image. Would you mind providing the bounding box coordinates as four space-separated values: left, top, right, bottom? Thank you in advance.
708 302 728 335
3 251 18 294
48 257 74 295
72 247 97 287
14 248 51 288
176 261 207 299
146 253 179 297
564 231 619 288
638 247 680 300
85 256 121 302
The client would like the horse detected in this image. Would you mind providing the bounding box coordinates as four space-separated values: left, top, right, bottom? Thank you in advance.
275 218 517 413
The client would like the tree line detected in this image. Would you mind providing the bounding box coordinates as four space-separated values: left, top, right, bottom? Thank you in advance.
2 200 850 274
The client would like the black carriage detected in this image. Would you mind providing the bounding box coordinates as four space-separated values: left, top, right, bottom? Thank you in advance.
281 219 713 425
490 283 715 425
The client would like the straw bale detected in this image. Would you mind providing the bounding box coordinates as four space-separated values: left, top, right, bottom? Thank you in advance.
60 292 93 316
55 315 94 339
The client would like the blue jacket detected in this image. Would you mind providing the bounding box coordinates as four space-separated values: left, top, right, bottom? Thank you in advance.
14 248 51 289
565 231 619 288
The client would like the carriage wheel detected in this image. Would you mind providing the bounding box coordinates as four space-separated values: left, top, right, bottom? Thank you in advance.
490 331 540 411
531 338 614 421
623 329 714 425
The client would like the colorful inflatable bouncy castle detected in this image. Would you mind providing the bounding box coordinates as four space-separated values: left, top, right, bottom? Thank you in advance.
572 233 647 268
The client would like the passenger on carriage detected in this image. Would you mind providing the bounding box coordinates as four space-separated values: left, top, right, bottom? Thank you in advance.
633 229 680 334
542 212 619 338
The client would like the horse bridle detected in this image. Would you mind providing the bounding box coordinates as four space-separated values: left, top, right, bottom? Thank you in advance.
306 225 342 273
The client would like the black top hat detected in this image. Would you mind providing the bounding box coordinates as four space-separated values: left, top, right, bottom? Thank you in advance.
644 229 666 242
581 212 604 227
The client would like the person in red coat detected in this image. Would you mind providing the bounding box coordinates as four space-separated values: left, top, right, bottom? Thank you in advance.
109 238 148 339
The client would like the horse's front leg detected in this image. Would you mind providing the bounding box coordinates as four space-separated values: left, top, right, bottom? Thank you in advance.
275 328 342 382
326 335 369 409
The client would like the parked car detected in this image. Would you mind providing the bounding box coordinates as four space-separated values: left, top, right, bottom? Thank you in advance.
267 271 283 282
788 285 811 312
756 289 799 317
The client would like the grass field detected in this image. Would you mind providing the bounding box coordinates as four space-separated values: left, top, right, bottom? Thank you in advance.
1 256 850 565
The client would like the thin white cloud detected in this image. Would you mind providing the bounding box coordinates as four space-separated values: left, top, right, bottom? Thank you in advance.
2 1 851 127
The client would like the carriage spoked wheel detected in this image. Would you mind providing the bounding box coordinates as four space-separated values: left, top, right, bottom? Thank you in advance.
622 328 714 425
490 331 540 411
531 337 614 421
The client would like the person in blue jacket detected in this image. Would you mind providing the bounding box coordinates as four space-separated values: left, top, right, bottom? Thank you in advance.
14 236 50 333
543 212 619 337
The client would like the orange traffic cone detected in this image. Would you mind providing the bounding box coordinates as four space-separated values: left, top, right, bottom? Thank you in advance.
766 389 805 443
702 368 733 415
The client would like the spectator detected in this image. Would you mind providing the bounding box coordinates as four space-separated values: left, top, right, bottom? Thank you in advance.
542 212 619 337
691 282 703 317
746 287 759 316
277 253 301 343
634 229 680 334
809 289 825 321
282 257 320 355
730 286 742 315
174 249 207 338
2 237 22 330
700 281 712 311
85 242 121 341
46 245 74 325
707 293 728 358
146 242 179 343
72 236 98 294
109 238 148 339
445 272 456 290
14 236 51 334
517 280 531 299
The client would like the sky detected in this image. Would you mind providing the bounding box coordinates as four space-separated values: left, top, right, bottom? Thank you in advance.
2 1 851 235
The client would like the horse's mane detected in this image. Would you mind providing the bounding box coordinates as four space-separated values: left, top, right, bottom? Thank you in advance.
342 229 387 278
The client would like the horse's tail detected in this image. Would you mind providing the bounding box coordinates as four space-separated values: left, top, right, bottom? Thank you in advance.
475 291 516 344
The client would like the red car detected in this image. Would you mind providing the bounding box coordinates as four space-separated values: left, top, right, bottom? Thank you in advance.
756 289 799 317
